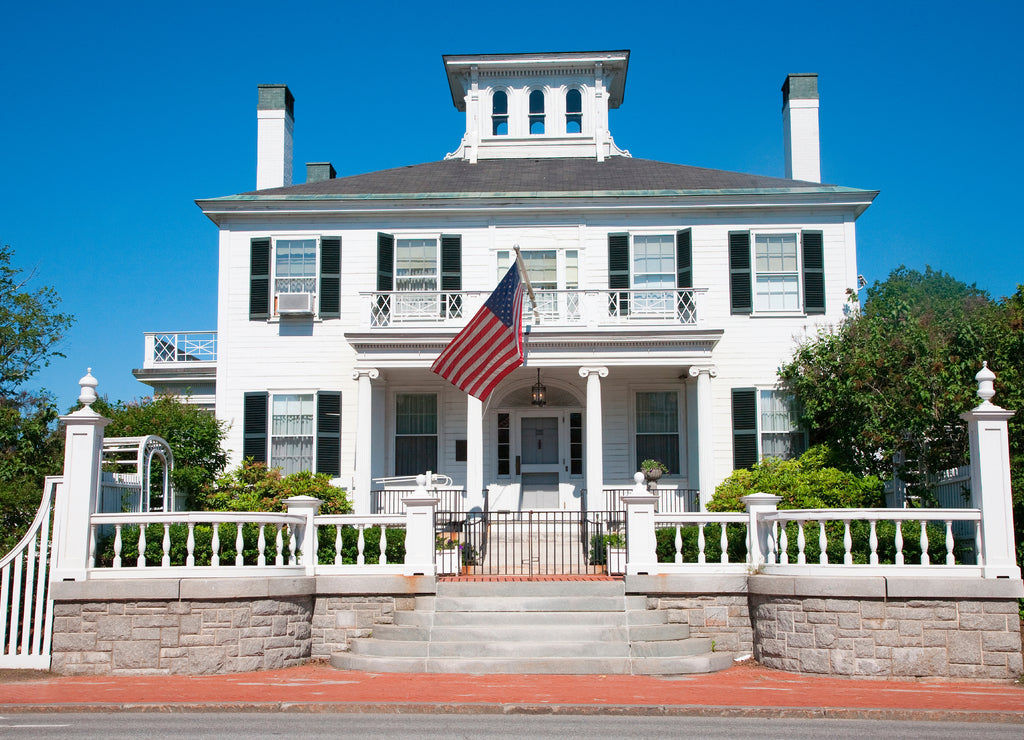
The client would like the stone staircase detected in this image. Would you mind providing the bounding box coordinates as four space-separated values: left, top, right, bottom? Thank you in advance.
330 580 734 675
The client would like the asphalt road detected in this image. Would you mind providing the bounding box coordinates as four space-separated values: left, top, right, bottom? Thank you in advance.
0 713 1021 739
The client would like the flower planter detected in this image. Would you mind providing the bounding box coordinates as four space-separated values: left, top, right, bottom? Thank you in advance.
606 547 627 575
437 548 461 575
643 467 664 484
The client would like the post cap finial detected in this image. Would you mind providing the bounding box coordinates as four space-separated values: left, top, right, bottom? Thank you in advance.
77 368 98 407
976 361 996 404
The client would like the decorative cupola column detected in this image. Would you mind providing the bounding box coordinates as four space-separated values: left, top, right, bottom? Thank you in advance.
689 365 718 510
52 370 111 582
352 368 380 514
465 395 484 513
960 362 1020 578
579 366 609 512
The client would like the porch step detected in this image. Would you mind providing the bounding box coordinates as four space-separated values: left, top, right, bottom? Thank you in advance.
330 580 733 676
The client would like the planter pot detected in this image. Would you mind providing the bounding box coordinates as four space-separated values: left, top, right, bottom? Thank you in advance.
606 547 627 576
437 549 461 575
643 467 663 484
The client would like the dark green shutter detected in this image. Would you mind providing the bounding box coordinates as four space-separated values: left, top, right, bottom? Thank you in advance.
732 388 758 469
316 391 341 476
319 236 341 318
440 234 462 318
729 231 752 315
802 230 825 315
676 229 692 288
242 392 268 463
249 238 271 320
376 233 394 291
608 233 630 316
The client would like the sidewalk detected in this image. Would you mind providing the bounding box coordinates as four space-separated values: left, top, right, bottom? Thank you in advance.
1 662 1023 722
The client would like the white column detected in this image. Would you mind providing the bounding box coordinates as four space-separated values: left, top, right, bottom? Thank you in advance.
466 395 484 513
742 492 782 570
284 495 323 576
579 366 608 512
689 365 718 510
403 475 439 577
622 473 659 575
352 368 379 515
52 370 111 582
960 363 1020 578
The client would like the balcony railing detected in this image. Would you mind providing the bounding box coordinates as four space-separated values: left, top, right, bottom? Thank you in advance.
363 288 708 328
143 332 217 368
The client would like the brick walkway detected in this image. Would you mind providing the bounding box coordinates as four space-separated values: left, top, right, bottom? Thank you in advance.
1 662 1022 721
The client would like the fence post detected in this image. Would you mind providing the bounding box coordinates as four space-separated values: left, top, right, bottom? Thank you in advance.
51 370 111 582
402 474 439 576
742 492 781 570
284 495 322 576
960 362 1020 578
621 472 659 575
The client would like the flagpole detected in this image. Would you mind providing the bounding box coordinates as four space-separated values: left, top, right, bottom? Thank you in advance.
512 245 540 325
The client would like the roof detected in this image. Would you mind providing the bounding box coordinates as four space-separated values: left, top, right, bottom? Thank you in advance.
221 157 869 200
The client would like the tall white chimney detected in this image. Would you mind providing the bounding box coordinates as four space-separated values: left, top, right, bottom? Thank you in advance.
256 84 294 190
782 73 819 183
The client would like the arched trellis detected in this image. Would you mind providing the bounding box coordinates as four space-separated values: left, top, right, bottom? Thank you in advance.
99 436 177 513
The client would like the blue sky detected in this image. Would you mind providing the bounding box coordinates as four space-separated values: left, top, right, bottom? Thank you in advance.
3 0 1022 411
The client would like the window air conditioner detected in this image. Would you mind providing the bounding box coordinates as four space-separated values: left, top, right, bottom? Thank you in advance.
278 292 315 315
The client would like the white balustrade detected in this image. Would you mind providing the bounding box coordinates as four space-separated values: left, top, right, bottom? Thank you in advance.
652 513 750 573
314 515 407 574
144 331 217 367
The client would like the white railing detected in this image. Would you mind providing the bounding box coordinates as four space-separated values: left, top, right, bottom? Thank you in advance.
313 515 407 574
653 512 750 573
143 331 217 368
363 288 707 328
88 512 307 578
0 476 59 668
757 508 983 576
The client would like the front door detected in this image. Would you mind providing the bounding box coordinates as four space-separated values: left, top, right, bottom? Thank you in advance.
519 416 560 509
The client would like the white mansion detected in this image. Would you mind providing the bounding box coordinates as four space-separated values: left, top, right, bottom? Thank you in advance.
135 50 876 515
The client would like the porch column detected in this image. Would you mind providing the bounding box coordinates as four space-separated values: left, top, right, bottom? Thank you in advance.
579 366 609 512
352 368 380 515
466 395 484 513
689 365 718 511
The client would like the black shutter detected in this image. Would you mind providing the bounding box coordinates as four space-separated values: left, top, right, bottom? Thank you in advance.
319 236 341 318
249 238 271 320
242 392 268 464
608 233 630 316
440 234 462 318
802 230 825 315
676 229 692 288
376 233 394 291
316 391 341 476
732 388 758 469
729 231 752 315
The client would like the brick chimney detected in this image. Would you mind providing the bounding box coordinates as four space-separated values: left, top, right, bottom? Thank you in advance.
256 84 294 190
782 73 819 183
306 162 336 183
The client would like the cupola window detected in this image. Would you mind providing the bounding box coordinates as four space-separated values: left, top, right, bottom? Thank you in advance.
566 89 582 133
491 90 508 136
529 90 545 134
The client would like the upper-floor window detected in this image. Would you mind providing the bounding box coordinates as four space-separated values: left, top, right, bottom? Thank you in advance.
275 239 317 310
497 249 579 321
754 234 799 311
565 89 582 133
529 90 545 134
248 236 340 320
728 230 824 316
492 90 508 136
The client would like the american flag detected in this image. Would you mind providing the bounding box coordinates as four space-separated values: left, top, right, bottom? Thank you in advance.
431 264 525 401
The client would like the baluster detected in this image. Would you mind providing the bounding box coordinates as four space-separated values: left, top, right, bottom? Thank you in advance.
895 520 905 566
818 521 828 565
674 525 683 564
975 520 984 567
137 525 147 568
357 525 366 566
334 524 343 565
162 523 171 567
380 526 388 565
720 522 729 564
697 523 706 564
779 524 789 565
869 519 879 565
796 521 806 565
768 522 778 564
236 523 244 566
89 525 97 568
276 526 284 566
919 521 929 565
945 520 955 565
843 521 852 565
186 522 196 568
257 524 266 567
211 523 220 567
113 524 122 569
288 526 297 565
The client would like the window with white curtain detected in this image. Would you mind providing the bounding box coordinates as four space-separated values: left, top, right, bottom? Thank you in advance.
759 390 806 460
635 391 680 474
271 394 314 475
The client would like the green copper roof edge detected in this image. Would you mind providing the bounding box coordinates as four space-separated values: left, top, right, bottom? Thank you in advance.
202 185 876 203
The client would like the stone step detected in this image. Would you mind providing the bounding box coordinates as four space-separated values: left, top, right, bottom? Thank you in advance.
331 652 634 675
429 624 631 642
630 652 736 675
626 609 672 626
415 610 629 627
628 623 691 641
630 636 713 658
437 580 625 598
433 596 626 612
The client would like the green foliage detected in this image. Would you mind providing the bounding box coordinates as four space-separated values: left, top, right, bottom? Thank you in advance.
589 531 626 564
202 459 352 515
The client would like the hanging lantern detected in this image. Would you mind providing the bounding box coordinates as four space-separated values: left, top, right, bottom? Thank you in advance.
531 368 547 407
